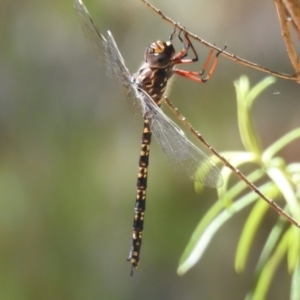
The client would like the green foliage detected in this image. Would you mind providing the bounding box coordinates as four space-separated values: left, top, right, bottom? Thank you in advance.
177 76 300 300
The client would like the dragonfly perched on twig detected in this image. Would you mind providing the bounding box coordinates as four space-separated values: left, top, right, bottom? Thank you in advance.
74 0 225 275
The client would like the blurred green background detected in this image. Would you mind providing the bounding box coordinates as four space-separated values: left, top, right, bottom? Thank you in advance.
1 0 300 299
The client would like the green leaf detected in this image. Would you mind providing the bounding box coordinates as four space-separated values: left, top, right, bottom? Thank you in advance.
291 257 300 300
216 151 258 199
287 227 300 274
235 200 270 273
245 218 286 300
266 166 300 220
234 76 276 157
262 128 300 163
177 182 273 275
252 228 291 300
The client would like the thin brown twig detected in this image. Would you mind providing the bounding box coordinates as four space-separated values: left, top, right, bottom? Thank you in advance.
163 95 300 228
282 0 300 36
275 0 300 81
289 18 300 39
140 0 298 81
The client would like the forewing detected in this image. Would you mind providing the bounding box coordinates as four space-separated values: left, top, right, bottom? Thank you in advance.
74 0 144 115
74 0 107 64
105 32 145 116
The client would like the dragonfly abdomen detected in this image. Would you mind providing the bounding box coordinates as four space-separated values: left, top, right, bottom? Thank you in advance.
128 118 152 274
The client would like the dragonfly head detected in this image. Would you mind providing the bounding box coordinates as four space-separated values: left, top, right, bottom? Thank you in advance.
144 41 175 68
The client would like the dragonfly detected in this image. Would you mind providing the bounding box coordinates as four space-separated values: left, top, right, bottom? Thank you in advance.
74 0 225 275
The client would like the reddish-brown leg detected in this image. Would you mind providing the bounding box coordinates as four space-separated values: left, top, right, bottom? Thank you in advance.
174 47 225 83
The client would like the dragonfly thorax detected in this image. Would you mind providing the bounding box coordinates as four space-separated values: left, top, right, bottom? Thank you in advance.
134 41 175 104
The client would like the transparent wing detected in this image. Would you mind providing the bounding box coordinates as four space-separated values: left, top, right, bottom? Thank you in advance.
74 0 107 64
139 90 223 188
74 0 144 115
105 32 145 116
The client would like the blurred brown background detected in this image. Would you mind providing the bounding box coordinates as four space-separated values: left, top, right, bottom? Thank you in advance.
0 0 300 299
